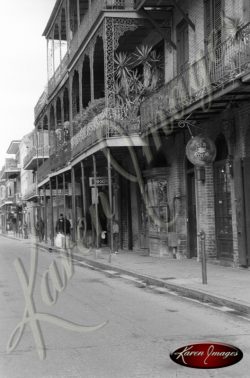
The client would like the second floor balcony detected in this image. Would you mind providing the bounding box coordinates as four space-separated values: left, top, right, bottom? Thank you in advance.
23 145 50 171
71 107 141 158
141 23 250 133
37 106 141 184
22 183 38 201
45 0 136 97
37 141 71 184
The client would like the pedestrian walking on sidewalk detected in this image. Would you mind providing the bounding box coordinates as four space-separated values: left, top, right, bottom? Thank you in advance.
55 214 71 248
55 214 70 235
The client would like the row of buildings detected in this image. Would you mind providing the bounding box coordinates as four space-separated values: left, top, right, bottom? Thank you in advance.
2 0 250 268
0 134 48 238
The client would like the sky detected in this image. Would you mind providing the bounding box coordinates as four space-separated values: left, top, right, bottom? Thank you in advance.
0 0 56 167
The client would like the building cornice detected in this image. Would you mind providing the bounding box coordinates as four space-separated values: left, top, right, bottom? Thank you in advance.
43 0 64 38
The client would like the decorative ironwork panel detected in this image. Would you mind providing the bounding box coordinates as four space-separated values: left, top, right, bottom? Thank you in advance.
104 17 140 107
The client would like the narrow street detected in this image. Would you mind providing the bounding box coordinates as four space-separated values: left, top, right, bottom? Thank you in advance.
0 237 250 378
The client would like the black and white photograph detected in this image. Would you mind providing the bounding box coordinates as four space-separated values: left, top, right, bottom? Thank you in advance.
0 0 250 377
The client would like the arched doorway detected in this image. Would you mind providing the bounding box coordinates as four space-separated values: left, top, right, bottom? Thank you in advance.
72 70 80 117
63 87 69 121
214 134 233 260
93 37 105 99
82 55 91 108
56 97 62 127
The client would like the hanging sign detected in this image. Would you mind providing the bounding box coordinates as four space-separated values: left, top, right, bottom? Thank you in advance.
89 177 109 187
186 135 217 166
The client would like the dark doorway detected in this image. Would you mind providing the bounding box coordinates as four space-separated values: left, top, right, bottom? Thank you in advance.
187 161 197 258
214 134 233 260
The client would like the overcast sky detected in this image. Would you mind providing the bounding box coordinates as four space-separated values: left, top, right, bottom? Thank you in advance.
0 0 56 167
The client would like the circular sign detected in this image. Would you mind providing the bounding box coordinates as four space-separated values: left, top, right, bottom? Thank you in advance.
186 135 217 166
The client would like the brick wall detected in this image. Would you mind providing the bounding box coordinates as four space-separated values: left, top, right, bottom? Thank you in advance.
190 101 250 266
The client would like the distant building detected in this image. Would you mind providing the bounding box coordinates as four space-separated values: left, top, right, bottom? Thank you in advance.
0 141 21 234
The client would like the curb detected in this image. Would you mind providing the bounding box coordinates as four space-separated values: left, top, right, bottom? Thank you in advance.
73 254 250 316
0 233 23 242
2 235 250 316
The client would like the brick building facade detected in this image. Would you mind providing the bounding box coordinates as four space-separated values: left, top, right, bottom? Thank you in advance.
28 0 250 267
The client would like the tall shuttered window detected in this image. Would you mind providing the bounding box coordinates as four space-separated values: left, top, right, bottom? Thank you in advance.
204 0 222 49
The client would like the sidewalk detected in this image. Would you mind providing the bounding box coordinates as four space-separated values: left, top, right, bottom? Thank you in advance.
1 232 250 315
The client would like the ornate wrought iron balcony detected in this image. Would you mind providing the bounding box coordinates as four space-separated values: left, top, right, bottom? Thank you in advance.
141 23 250 133
23 145 50 171
71 107 141 158
47 1 135 96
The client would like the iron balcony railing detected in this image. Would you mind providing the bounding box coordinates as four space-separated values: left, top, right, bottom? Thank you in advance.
69 0 135 61
23 145 50 169
22 183 37 200
71 107 141 158
37 141 71 184
50 142 71 173
34 88 48 120
37 158 51 184
141 23 250 132
47 53 69 96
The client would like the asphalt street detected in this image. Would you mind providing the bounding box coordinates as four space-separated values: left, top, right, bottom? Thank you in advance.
0 237 250 378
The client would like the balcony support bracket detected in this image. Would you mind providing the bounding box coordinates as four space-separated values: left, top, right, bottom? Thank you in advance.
140 9 176 50
172 0 195 31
